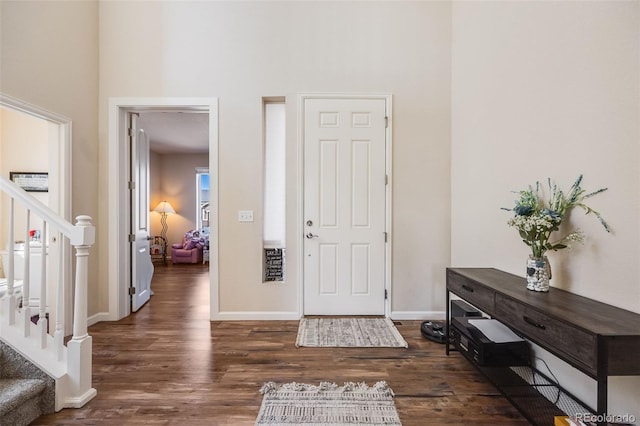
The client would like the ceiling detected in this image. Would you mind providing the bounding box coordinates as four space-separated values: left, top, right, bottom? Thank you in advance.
138 111 209 154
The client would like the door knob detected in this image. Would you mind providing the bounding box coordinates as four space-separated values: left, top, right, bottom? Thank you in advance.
306 233 319 239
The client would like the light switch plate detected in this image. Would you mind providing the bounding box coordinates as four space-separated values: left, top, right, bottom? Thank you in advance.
238 210 254 222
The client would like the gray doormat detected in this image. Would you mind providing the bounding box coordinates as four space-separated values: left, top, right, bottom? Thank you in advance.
256 381 402 425
295 317 408 348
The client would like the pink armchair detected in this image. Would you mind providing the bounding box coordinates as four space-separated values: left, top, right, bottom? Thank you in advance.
171 234 203 264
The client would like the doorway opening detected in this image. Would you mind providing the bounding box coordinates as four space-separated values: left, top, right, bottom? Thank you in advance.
107 98 218 321
0 93 73 334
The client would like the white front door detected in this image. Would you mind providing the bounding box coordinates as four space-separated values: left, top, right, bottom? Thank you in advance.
303 97 388 315
129 113 154 312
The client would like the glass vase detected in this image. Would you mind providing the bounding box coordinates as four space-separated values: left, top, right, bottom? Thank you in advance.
526 255 551 292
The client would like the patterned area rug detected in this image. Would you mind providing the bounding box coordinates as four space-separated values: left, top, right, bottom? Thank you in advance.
255 381 402 425
295 317 408 348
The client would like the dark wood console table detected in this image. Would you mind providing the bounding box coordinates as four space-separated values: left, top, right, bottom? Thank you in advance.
445 267 640 417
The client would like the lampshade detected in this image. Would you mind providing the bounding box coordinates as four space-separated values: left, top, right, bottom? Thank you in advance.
153 200 176 215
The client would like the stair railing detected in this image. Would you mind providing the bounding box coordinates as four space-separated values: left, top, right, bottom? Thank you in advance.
0 175 96 409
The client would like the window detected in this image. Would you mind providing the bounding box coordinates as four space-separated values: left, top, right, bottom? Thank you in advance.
263 98 286 281
196 167 209 230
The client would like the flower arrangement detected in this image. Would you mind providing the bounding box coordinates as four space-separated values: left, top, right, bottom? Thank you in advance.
503 175 610 259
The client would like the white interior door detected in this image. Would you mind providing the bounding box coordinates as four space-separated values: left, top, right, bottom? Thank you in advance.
303 97 387 315
130 113 154 312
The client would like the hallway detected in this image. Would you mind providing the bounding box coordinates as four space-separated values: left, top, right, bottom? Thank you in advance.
35 264 526 425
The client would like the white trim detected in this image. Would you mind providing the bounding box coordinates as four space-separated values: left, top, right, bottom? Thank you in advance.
60 388 98 409
87 311 110 327
0 92 73 334
384 97 393 316
108 98 219 321
390 310 446 321
212 311 301 321
0 93 72 125
297 93 393 317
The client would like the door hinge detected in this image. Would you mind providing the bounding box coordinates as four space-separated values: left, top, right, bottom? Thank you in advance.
128 128 133 137
384 116 389 128
128 181 135 190
385 289 388 300
128 234 135 243
129 287 136 295
384 232 388 243
385 175 389 185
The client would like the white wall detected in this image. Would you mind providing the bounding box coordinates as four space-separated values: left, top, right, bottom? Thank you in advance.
0 108 50 249
0 0 100 312
451 1 640 417
0 108 50 277
98 1 452 316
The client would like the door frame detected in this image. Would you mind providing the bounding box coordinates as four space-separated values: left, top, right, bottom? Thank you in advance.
297 93 393 317
107 97 219 320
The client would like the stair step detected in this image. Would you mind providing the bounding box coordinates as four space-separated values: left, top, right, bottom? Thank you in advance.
0 378 46 424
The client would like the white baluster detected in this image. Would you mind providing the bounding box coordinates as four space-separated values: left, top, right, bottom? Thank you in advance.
54 231 64 360
22 209 31 337
38 221 47 348
4 198 17 324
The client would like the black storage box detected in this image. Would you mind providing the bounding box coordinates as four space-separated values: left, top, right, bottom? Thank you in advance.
451 299 482 318
451 317 529 367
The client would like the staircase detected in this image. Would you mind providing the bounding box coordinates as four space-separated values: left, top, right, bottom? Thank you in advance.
0 341 55 425
0 175 95 423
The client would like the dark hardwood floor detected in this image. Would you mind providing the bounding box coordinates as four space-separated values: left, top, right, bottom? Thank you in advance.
35 263 528 425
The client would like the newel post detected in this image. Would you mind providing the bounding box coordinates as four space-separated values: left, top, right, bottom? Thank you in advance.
71 216 92 340
66 215 97 407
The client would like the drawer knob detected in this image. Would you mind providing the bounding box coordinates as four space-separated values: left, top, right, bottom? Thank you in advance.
461 284 474 293
523 315 546 330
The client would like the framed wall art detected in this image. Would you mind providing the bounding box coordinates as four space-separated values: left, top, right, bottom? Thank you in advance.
9 172 49 192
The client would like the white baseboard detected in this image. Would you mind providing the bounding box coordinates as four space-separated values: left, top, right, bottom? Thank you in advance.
90 310 440 322
210 311 444 321
211 311 301 321
390 310 446 321
87 312 111 327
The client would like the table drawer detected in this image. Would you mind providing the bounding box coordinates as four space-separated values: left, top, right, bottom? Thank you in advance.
447 272 495 313
495 294 597 373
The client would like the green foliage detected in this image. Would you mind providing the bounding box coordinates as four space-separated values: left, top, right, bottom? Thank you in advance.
503 175 609 258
